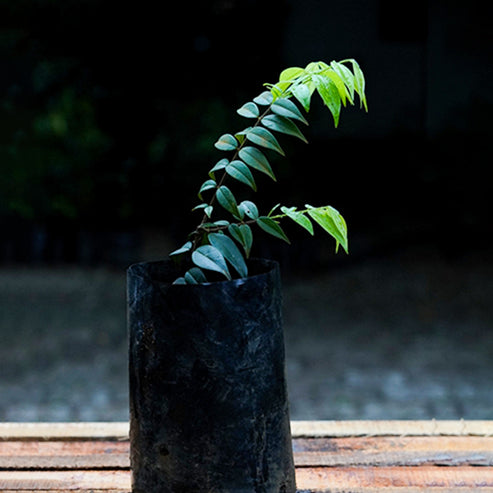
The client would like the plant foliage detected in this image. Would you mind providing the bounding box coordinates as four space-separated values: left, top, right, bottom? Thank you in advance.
170 60 368 283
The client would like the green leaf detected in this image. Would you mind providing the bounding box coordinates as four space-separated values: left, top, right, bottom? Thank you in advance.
261 114 308 143
312 74 341 127
246 127 285 155
257 216 290 243
330 61 355 100
237 102 259 119
225 160 257 191
271 98 308 125
321 69 350 106
209 158 228 179
192 245 231 279
291 83 312 112
228 223 253 257
306 205 348 253
239 200 259 219
169 241 193 257
238 147 276 181
198 179 217 199
280 206 314 235
208 233 248 278
214 133 238 151
279 66 305 82
184 267 207 284
216 185 240 217
173 277 187 285
253 91 273 106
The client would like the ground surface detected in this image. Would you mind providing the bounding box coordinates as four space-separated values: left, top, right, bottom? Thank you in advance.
1 245 492 421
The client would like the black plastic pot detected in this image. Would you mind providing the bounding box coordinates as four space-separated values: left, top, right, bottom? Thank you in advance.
127 258 296 493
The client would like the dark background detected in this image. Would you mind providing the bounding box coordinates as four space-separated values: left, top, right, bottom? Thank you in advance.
2 0 492 268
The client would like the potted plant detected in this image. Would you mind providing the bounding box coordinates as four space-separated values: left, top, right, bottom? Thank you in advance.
128 59 367 492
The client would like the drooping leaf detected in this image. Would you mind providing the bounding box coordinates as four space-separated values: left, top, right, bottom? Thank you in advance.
257 216 290 243
261 114 308 143
291 83 312 112
192 245 231 279
238 146 276 181
321 69 350 106
239 200 259 219
271 98 308 125
214 133 238 151
330 61 355 100
237 102 259 119
228 223 253 257
216 185 240 217
225 160 257 191
253 91 273 106
209 158 228 179
280 206 314 235
198 179 217 199
246 127 285 155
208 233 248 278
312 74 341 127
169 241 193 257
279 66 305 82
184 267 208 284
306 205 348 253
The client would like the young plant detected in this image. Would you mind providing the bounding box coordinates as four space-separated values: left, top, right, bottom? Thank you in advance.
171 60 368 283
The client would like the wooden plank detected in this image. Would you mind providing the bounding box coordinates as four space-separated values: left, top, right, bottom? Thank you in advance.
2 468 493 491
2 436 493 469
2 421 493 441
296 466 493 490
292 420 493 437
293 436 493 466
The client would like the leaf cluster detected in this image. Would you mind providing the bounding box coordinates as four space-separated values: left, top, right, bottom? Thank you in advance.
170 60 367 284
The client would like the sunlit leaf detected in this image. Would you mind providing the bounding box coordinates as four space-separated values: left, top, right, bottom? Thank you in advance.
280 206 314 235
192 245 231 279
291 83 311 112
306 205 348 253
312 74 341 127
208 233 248 278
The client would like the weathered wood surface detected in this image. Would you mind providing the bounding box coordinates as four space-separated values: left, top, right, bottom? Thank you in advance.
1 421 493 491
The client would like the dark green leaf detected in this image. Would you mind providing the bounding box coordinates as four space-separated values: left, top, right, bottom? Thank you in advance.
257 216 290 243
208 233 248 278
238 147 276 181
246 127 285 155
237 102 259 119
280 206 314 235
172 277 187 285
239 200 259 219
214 133 238 151
198 179 217 199
253 91 273 106
209 158 228 179
271 98 308 125
225 160 257 191
261 114 308 143
169 241 192 257
216 185 240 217
192 245 231 279
184 267 207 284
306 205 348 253
228 223 253 257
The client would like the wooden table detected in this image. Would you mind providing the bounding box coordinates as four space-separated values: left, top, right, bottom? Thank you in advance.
1 421 493 492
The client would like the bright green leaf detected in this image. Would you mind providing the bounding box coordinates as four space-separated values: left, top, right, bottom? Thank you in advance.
257 216 290 243
312 74 341 127
237 102 259 118
209 233 248 278
291 83 312 112
238 146 276 181
228 223 253 257
216 185 240 217
192 245 231 280
226 160 257 191
214 133 238 151
330 61 355 100
246 127 285 155
321 69 351 106
306 205 348 253
261 114 308 143
280 206 314 235
271 98 308 125
279 66 305 82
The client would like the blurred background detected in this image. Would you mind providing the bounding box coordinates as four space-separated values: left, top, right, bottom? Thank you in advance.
1 0 492 421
